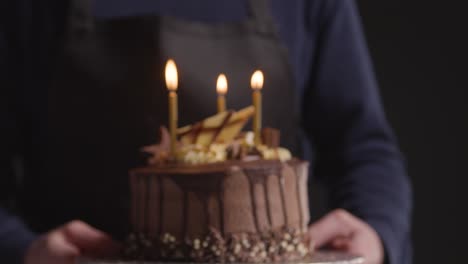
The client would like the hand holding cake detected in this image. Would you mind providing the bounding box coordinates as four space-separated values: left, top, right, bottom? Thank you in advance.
22 58 385 264
308 209 384 264
123 61 382 263
24 221 120 264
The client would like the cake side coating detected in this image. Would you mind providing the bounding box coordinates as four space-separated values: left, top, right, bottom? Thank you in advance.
126 159 310 262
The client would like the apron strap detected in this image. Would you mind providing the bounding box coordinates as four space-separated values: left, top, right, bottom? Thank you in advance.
67 0 95 36
248 0 278 36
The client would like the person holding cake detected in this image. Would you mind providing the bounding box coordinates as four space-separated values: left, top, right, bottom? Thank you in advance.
0 0 412 263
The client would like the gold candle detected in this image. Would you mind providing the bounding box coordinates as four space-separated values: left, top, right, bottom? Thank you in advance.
216 74 228 113
165 59 178 156
250 70 264 145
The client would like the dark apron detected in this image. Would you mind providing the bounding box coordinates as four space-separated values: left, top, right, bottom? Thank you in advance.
24 0 302 239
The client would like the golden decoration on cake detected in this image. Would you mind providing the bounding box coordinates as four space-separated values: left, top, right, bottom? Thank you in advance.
144 62 291 165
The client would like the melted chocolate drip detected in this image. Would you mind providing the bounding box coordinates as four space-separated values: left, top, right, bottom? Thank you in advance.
149 174 158 236
217 182 225 235
277 174 288 225
202 195 210 233
144 174 151 233
168 172 226 235
182 191 189 239
294 167 304 229
262 178 273 227
137 174 143 231
247 173 260 231
158 176 164 235
244 165 282 231
130 171 137 231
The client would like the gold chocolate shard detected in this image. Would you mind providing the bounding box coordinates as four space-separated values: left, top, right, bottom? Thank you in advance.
176 106 254 147
177 111 232 146
177 111 230 136
197 111 233 146
214 106 254 144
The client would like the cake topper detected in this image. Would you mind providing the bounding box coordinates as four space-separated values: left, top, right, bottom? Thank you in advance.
145 60 290 165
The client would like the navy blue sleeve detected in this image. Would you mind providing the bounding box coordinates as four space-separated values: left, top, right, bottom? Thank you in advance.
302 1 412 263
0 210 37 263
1 11 37 264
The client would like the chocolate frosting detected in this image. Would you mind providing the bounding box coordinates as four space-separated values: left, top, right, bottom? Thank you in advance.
128 159 310 262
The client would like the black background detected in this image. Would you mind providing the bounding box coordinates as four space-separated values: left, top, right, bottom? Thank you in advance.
357 1 467 263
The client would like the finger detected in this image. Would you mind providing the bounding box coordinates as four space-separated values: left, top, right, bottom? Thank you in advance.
47 231 81 263
346 224 383 261
62 220 121 257
330 237 350 250
308 209 357 248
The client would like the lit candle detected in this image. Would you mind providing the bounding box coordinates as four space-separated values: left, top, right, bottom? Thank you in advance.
165 59 178 156
216 74 228 113
250 70 264 145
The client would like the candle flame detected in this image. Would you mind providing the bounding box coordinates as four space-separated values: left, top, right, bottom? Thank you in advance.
165 59 178 91
216 74 228 95
250 70 264 90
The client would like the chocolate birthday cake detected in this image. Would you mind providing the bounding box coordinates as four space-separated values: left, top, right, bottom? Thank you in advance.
124 105 312 262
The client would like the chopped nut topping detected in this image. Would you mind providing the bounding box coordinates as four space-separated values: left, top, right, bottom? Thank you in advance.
124 227 310 262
